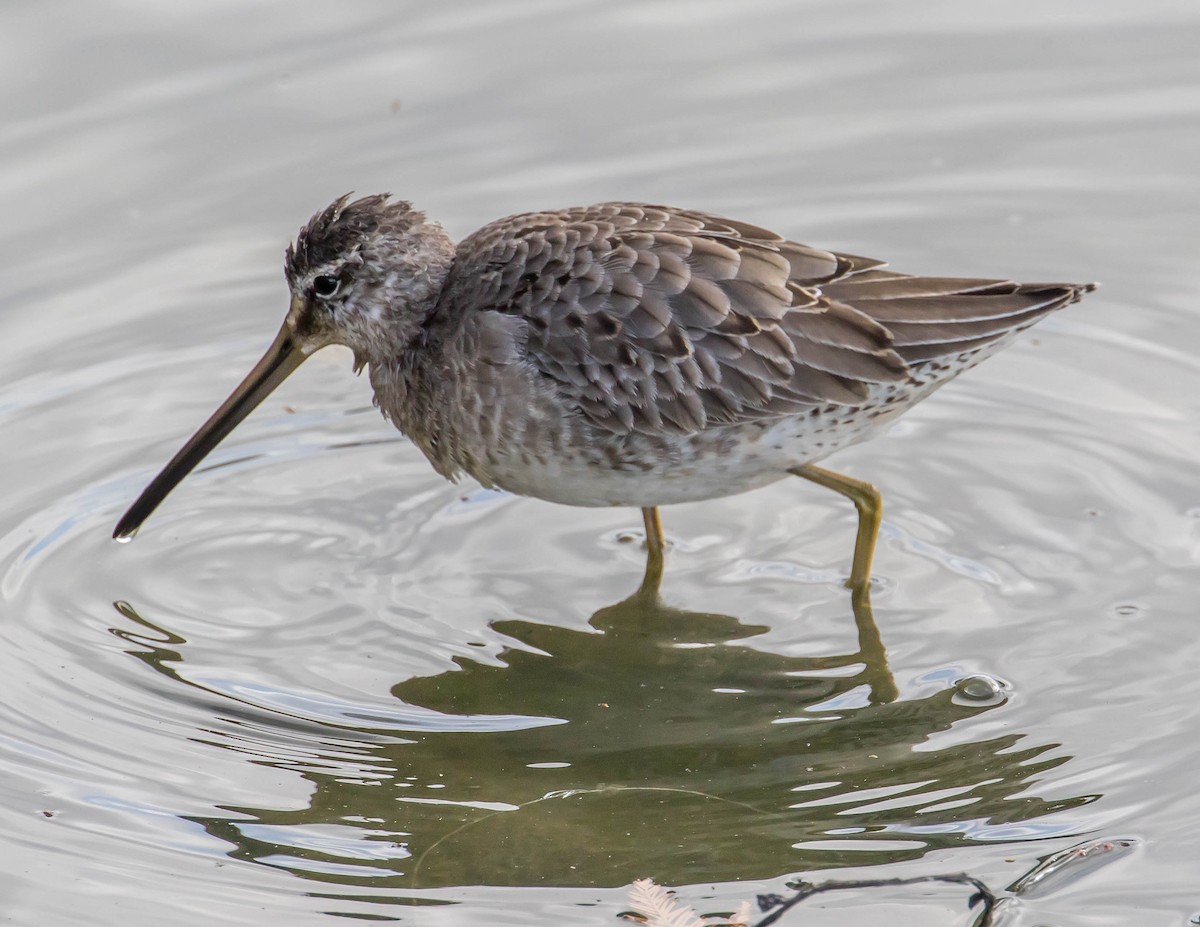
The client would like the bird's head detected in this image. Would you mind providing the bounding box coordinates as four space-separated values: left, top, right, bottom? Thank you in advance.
283 193 455 367
112 194 454 540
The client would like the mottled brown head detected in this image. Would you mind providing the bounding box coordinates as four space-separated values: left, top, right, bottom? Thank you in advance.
284 193 456 364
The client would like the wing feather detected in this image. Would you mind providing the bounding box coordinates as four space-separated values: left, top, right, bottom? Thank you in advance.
440 203 1092 436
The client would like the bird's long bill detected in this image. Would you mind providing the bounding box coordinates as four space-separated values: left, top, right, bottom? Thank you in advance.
112 324 307 540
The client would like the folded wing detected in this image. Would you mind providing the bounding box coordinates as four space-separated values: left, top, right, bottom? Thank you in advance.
446 202 1092 436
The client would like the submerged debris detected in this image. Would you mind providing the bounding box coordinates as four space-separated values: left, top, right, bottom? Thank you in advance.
628 838 1139 927
625 873 996 927
1008 836 1139 898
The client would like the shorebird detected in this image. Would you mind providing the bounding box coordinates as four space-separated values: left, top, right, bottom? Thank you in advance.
113 196 1093 589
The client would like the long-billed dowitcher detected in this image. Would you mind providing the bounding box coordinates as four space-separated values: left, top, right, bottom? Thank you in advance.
113 196 1094 588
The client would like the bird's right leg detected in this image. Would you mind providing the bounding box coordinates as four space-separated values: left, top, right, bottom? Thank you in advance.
641 506 665 557
638 506 665 595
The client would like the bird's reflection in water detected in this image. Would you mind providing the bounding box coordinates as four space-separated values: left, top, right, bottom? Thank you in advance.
631 544 897 705
112 560 1088 891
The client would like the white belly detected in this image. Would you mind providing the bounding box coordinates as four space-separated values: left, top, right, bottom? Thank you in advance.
480 403 902 507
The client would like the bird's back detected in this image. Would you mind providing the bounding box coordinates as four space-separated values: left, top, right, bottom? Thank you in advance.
435 203 1091 439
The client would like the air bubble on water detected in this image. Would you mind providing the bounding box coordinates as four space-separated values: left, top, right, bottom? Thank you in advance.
953 673 1009 705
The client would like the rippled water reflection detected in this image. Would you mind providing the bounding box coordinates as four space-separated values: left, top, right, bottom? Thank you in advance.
3 1 1199 925
117 583 1085 889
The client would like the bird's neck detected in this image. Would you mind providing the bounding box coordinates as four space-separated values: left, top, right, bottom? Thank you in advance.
354 224 457 370
366 327 464 482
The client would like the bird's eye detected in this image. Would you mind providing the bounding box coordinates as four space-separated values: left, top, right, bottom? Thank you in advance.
312 275 340 298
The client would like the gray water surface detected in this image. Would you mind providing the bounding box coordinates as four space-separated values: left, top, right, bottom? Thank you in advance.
2 2 1198 925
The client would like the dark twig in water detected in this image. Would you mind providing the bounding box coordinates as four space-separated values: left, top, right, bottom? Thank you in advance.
752 873 996 927
631 835 1134 925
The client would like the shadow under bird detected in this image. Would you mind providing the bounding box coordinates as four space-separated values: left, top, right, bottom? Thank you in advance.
113 196 1094 589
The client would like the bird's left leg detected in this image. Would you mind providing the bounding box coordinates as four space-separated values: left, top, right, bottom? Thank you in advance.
788 464 882 592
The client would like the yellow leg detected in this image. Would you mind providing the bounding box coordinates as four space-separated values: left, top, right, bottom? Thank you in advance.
789 464 882 591
638 506 665 596
641 506 665 556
